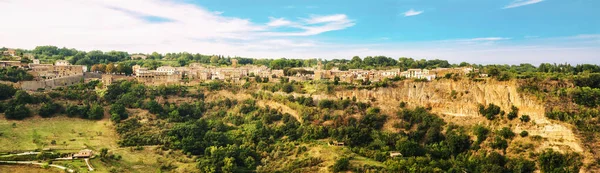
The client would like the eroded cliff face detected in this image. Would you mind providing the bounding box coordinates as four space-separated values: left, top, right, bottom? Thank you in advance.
325 79 583 153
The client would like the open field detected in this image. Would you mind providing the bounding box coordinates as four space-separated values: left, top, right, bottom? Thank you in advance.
0 115 197 173
0 116 117 152
0 165 62 173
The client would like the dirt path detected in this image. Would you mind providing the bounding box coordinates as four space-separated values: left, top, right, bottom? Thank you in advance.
84 158 94 171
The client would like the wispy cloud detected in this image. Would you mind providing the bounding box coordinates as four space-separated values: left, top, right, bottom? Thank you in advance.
571 34 600 39
503 0 544 9
267 17 292 27
403 9 423 17
0 0 354 54
264 14 355 36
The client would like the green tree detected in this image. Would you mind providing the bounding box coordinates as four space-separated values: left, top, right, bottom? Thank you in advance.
331 157 350 172
110 104 128 122
14 90 32 104
5 104 31 120
88 104 104 120
39 102 62 118
519 131 529 137
497 127 515 139
507 106 519 120
538 149 582 173
145 100 163 114
222 157 236 173
0 83 16 100
520 115 531 123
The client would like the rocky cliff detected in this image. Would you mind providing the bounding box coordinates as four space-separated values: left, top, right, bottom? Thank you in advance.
324 79 583 154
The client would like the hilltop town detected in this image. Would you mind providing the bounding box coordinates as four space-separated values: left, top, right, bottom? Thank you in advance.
2 48 485 90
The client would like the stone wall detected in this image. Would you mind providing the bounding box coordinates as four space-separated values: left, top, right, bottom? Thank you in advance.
20 74 84 91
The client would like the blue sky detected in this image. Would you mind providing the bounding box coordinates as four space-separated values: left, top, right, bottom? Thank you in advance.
0 0 599 64
194 0 599 42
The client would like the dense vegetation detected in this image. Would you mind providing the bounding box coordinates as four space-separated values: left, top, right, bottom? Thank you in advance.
0 66 33 82
3 45 600 172
0 77 587 172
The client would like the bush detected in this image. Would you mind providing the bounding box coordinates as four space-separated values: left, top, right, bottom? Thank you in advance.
110 103 128 122
5 104 31 120
0 83 16 100
497 127 515 139
479 104 502 120
519 131 529 137
538 149 582 173
507 106 518 120
14 90 32 104
520 115 531 123
318 99 335 109
490 136 508 151
473 125 490 145
331 157 350 172
88 104 104 120
39 102 62 118
572 87 600 107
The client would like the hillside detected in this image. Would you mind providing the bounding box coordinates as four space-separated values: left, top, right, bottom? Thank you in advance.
0 76 596 172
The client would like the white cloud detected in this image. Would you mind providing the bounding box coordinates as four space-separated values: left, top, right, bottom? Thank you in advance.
267 17 293 27
264 14 354 36
0 0 353 55
403 9 423 17
503 0 544 9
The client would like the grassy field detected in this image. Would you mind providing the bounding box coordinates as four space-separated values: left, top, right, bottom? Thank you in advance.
0 116 117 152
304 141 385 172
0 115 197 173
0 165 62 173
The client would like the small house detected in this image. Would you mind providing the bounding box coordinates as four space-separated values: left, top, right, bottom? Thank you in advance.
73 149 93 158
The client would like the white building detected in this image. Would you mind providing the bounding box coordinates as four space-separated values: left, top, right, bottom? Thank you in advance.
156 66 176 75
402 69 436 81
55 60 71 66
380 69 401 77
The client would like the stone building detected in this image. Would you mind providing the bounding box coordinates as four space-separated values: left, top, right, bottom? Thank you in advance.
29 63 85 80
55 60 71 66
0 61 22 68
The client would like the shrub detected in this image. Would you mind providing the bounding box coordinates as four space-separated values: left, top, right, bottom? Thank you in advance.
39 102 62 118
520 131 529 137
473 125 490 145
479 103 502 120
520 115 531 123
507 106 518 120
490 136 508 151
0 83 16 100
5 104 31 120
110 103 128 122
538 149 582 173
497 127 515 139
88 104 104 120
331 157 350 172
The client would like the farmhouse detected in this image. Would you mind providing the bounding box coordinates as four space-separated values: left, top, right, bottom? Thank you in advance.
73 149 94 158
